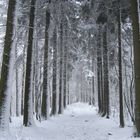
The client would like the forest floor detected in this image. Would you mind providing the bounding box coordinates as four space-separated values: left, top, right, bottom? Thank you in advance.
1 103 139 140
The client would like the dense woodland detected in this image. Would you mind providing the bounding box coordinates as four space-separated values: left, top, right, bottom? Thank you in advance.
0 0 140 138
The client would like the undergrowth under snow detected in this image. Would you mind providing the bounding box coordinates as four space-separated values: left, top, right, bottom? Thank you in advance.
0 102 139 140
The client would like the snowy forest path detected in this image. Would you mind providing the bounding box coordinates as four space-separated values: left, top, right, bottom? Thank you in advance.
9 103 134 140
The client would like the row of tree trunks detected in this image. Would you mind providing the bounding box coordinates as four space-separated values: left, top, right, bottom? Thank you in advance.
23 0 70 125
1 0 140 138
95 0 126 127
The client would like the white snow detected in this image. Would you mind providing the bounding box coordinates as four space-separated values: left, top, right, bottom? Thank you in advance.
0 103 139 140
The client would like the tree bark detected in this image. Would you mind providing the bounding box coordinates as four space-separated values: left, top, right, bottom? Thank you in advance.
51 27 57 115
103 25 109 118
15 42 19 117
42 10 50 119
118 1 124 127
23 0 36 126
131 0 140 136
63 19 68 108
0 0 16 133
58 20 64 114
97 25 102 114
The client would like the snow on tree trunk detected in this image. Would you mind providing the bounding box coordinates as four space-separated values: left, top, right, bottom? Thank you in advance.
97 25 102 114
63 18 68 108
58 20 64 114
103 24 109 118
23 0 36 127
0 0 16 135
42 9 50 119
117 1 124 128
51 27 57 115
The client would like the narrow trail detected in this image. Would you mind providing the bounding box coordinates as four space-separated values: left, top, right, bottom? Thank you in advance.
9 103 134 140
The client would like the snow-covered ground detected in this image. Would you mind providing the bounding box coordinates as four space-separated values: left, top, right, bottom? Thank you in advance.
1 103 139 140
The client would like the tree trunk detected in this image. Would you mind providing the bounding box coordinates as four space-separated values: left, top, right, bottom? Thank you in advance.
103 25 109 118
15 42 19 117
23 0 36 126
97 25 102 114
0 0 16 133
118 1 124 128
42 10 50 119
131 0 140 136
21 46 26 115
51 27 57 115
34 34 40 120
58 20 64 114
63 19 68 108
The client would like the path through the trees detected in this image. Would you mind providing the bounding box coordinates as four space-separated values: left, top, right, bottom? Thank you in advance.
6 103 135 140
